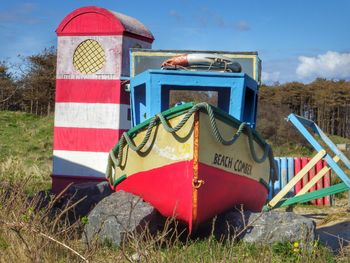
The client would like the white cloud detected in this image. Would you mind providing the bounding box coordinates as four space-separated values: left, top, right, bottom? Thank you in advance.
296 51 350 80
262 71 280 84
234 20 250 31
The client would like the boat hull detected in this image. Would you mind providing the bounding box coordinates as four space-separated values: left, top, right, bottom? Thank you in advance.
109 106 271 232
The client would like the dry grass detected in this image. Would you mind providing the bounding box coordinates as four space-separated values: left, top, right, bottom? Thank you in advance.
0 111 349 262
0 158 347 263
0 158 88 262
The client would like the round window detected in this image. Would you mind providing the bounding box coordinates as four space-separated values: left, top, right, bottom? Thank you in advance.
73 39 106 74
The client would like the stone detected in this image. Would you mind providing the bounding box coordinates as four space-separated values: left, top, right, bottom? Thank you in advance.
65 181 113 220
29 181 113 225
83 190 164 247
213 210 315 244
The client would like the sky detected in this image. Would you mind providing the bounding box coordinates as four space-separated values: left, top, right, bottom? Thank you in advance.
1 0 350 84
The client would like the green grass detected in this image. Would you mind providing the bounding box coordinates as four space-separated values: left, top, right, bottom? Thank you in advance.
0 111 53 162
270 134 350 158
0 111 53 192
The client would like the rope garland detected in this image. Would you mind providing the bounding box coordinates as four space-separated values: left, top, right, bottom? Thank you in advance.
106 102 275 185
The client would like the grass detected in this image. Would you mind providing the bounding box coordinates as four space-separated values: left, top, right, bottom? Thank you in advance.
0 110 349 262
0 111 53 165
270 134 350 158
0 111 53 192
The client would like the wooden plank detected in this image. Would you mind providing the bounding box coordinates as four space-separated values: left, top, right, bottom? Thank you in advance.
54 102 131 130
56 79 129 104
53 150 109 177
323 160 331 205
301 158 309 190
308 161 316 205
54 127 125 152
294 157 302 194
267 150 326 209
315 160 324 205
287 114 350 188
271 183 349 209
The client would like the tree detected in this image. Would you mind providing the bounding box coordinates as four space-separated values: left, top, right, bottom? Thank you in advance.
0 62 18 111
19 47 57 115
257 80 350 143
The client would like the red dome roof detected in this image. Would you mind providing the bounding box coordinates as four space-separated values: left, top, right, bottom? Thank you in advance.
56 6 154 43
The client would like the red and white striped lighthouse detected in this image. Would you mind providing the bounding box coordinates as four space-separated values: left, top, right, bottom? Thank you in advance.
53 6 154 193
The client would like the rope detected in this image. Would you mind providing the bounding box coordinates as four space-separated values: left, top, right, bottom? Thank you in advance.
106 102 274 185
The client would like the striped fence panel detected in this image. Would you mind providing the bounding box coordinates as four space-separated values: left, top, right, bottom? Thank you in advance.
269 157 331 206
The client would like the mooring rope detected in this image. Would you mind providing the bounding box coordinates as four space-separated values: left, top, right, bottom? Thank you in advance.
106 102 275 185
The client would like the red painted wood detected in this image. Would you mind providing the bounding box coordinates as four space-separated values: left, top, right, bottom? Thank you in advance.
196 163 268 225
55 79 129 104
56 6 124 36
301 158 309 188
115 161 267 232
52 174 105 194
56 6 154 43
294 157 330 206
54 127 125 152
294 158 302 194
116 161 194 231
315 160 324 205
323 160 331 205
308 164 317 205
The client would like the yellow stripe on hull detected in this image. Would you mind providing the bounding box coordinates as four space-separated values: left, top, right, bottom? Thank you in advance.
115 114 194 177
199 112 270 184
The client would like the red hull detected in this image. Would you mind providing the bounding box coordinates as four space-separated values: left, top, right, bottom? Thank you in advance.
116 161 194 228
197 163 268 224
116 161 268 232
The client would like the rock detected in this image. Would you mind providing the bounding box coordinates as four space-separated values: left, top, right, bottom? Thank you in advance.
83 191 164 247
214 210 315 244
65 181 113 219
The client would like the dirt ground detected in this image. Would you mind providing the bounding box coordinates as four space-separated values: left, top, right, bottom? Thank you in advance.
292 195 350 253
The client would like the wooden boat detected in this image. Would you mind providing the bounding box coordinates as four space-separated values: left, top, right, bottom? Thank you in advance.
106 102 274 232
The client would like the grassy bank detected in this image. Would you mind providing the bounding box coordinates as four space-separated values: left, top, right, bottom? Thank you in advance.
0 111 53 193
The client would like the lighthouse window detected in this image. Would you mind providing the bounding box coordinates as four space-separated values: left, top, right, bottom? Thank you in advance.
73 39 106 74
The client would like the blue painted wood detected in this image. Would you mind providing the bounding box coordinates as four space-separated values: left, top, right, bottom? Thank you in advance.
130 70 259 127
268 180 273 200
269 157 296 200
287 157 295 192
292 115 350 169
272 158 281 195
287 114 350 188
281 158 288 188
269 158 280 199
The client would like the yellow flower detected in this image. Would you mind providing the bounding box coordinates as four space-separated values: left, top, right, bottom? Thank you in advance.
293 242 299 248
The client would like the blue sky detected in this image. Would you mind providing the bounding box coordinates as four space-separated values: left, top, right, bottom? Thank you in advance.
1 0 350 84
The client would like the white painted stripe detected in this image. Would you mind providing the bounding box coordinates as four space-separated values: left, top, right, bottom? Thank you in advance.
56 35 122 80
53 150 108 177
54 102 131 130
